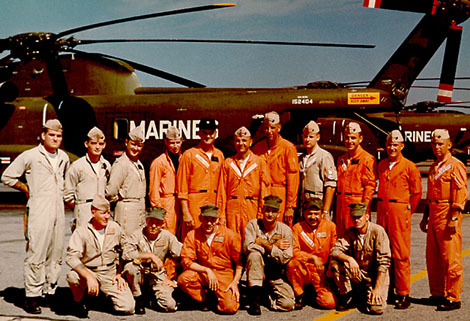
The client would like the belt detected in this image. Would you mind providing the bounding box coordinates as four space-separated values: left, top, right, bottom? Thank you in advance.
431 199 451 204
305 190 323 196
191 190 217 193
76 199 93 204
377 198 398 203
230 196 256 200
86 262 115 271
271 183 286 188
162 193 177 197
337 192 361 196
121 198 144 202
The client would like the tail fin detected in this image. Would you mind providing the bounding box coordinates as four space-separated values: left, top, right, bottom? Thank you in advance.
365 0 470 103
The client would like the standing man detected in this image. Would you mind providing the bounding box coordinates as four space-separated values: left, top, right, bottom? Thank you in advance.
218 126 271 239
252 111 299 227
420 129 468 311
286 199 337 310
66 194 135 317
330 203 391 315
299 120 337 217
177 118 224 240
377 130 422 309
244 195 295 315
336 122 376 236
178 204 243 314
122 206 182 314
149 126 183 236
2 119 69 314
106 125 146 235
65 126 111 229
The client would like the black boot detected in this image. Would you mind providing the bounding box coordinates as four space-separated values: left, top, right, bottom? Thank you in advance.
248 286 262 315
135 295 146 314
336 292 353 311
24 297 41 314
395 294 411 309
73 299 89 319
294 294 304 310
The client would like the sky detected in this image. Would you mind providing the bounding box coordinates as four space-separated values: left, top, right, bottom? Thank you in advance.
1 0 469 106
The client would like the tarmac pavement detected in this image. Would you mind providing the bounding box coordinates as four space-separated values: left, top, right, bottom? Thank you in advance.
0 204 470 320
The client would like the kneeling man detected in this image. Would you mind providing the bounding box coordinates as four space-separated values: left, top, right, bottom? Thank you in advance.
286 199 337 310
178 204 243 314
330 202 391 315
66 194 134 317
122 206 182 314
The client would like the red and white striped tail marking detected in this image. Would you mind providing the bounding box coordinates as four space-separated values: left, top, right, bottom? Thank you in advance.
363 0 381 8
437 83 454 103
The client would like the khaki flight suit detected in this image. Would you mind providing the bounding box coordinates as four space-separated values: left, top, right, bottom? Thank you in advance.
426 153 468 302
336 146 376 236
178 225 242 314
64 154 111 227
217 151 271 239
107 153 146 235
252 136 299 226
244 219 295 311
122 228 182 311
299 144 337 203
286 219 337 309
66 220 134 313
177 146 224 240
377 155 421 296
149 151 181 236
2 144 69 297
330 222 391 314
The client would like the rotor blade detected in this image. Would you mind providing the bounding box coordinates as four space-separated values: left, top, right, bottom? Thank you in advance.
437 24 463 103
57 3 235 38
413 85 470 91
76 38 376 49
363 0 435 14
69 49 206 88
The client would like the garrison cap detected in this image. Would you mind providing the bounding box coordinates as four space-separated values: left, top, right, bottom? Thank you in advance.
349 202 367 217
302 198 323 211
303 120 320 135
234 126 251 137
87 126 105 141
200 204 219 218
264 111 280 125
91 194 110 211
147 207 166 221
199 118 217 130
432 129 450 140
128 124 146 142
165 126 182 140
43 119 62 131
344 122 362 134
387 130 404 143
263 195 282 210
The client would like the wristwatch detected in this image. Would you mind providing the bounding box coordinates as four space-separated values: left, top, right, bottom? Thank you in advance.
322 210 329 214
451 216 458 221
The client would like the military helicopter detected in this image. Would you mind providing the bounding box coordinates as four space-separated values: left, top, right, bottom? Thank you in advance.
0 1 470 173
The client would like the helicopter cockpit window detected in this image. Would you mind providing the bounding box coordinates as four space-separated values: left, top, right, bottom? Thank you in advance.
113 118 129 140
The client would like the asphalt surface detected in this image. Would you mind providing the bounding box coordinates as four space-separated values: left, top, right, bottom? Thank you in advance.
1 203 470 321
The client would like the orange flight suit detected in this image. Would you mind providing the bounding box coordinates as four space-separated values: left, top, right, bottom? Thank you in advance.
149 151 181 235
178 225 243 314
336 146 376 236
377 155 422 296
177 146 224 240
426 153 468 302
286 219 337 309
217 151 271 239
252 136 299 226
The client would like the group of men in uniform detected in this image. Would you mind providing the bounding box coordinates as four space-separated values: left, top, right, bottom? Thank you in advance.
1 110 467 316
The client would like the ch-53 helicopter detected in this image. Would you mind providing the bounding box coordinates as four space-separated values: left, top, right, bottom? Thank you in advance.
0 0 469 174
